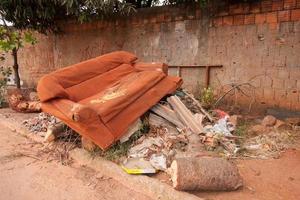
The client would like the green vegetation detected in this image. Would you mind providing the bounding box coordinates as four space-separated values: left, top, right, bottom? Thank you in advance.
0 26 37 88
0 66 11 107
200 87 216 109
235 121 249 137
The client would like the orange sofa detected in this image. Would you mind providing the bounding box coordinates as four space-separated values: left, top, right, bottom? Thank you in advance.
37 51 182 150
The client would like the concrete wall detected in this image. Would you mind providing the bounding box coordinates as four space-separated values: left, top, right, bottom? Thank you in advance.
3 0 300 111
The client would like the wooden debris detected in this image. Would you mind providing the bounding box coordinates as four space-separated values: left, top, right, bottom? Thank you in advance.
182 89 214 122
7 89 41 113
151 104 184 129
120 118 142 143
81 136 97 152
169 157 243 191
148 113 179 134
44 122 65 142
167 96 203 134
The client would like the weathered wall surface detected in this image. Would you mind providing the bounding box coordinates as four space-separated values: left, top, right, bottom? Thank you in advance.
4 0 300 111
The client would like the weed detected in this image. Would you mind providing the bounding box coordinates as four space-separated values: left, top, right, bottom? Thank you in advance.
200 87 216 109
235 121 249 137
0 66 12 107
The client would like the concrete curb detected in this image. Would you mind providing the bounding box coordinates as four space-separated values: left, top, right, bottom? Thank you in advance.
70 148 203 200
0 112 43 143
0 111 203 200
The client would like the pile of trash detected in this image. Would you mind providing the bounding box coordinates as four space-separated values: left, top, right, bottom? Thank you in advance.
122 89 299 174
22 112 61 134
122 89 241 174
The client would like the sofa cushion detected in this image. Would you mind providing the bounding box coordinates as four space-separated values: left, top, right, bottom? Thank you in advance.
79 70 166 122
65 63 135 101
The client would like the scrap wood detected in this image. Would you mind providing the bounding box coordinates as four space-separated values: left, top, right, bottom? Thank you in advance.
167 96 203 134
120 118 142 143
151 104 184 129
182 89 214 122
169 157 243 191
148 113 179 134
44 122 66 142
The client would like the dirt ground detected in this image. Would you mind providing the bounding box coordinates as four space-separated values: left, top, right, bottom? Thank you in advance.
1 108 300 200
197 148 300 200
0 125 151 200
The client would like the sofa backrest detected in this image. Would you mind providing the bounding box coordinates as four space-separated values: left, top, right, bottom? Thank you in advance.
37 51 137 102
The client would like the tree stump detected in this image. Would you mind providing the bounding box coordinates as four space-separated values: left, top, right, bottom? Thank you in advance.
169 157 243 191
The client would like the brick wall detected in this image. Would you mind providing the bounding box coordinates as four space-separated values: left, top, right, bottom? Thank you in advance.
3 0 300 111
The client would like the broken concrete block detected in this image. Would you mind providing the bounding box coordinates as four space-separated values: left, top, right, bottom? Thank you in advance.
249 124 270 135
261 115 277 127
150 154 167 171
169 157 243 191
274 120 293 131
120 118 142 143
285 117 300 126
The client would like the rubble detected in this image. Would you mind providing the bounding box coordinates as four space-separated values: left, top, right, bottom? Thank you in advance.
149 154 167 171
22 112 61 134
122 158 156 174
261 115 277 127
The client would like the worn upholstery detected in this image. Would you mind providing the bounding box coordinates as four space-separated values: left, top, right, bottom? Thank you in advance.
37 51 182 149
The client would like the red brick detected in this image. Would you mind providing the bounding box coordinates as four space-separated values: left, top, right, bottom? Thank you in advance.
291 9 300 20
273 78 285 89
255 13 267 24
164 14 172 22
233 15 245 25
213 17 223 27
217 7 229 16
284 0 297 9
156 14 165 23
286 90 299 103
261 0 273 12
195 10 201 19
244 14 256 24
272 0 284 11
269 22 280 30
274 89 287 102
263 88 275 101
278 10 291 21
250 2 261 13
297 0 300 8
266 12 278 23
229 3 244 14
223 16 233 25
285 79 297 89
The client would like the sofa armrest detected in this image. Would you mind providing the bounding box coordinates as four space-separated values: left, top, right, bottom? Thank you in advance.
133 62 168 75
37 75 69 102
51 98 99 123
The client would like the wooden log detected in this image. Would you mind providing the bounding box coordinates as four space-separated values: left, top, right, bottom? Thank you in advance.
167 96 203 134
169 157 243 191
151 104 184 129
